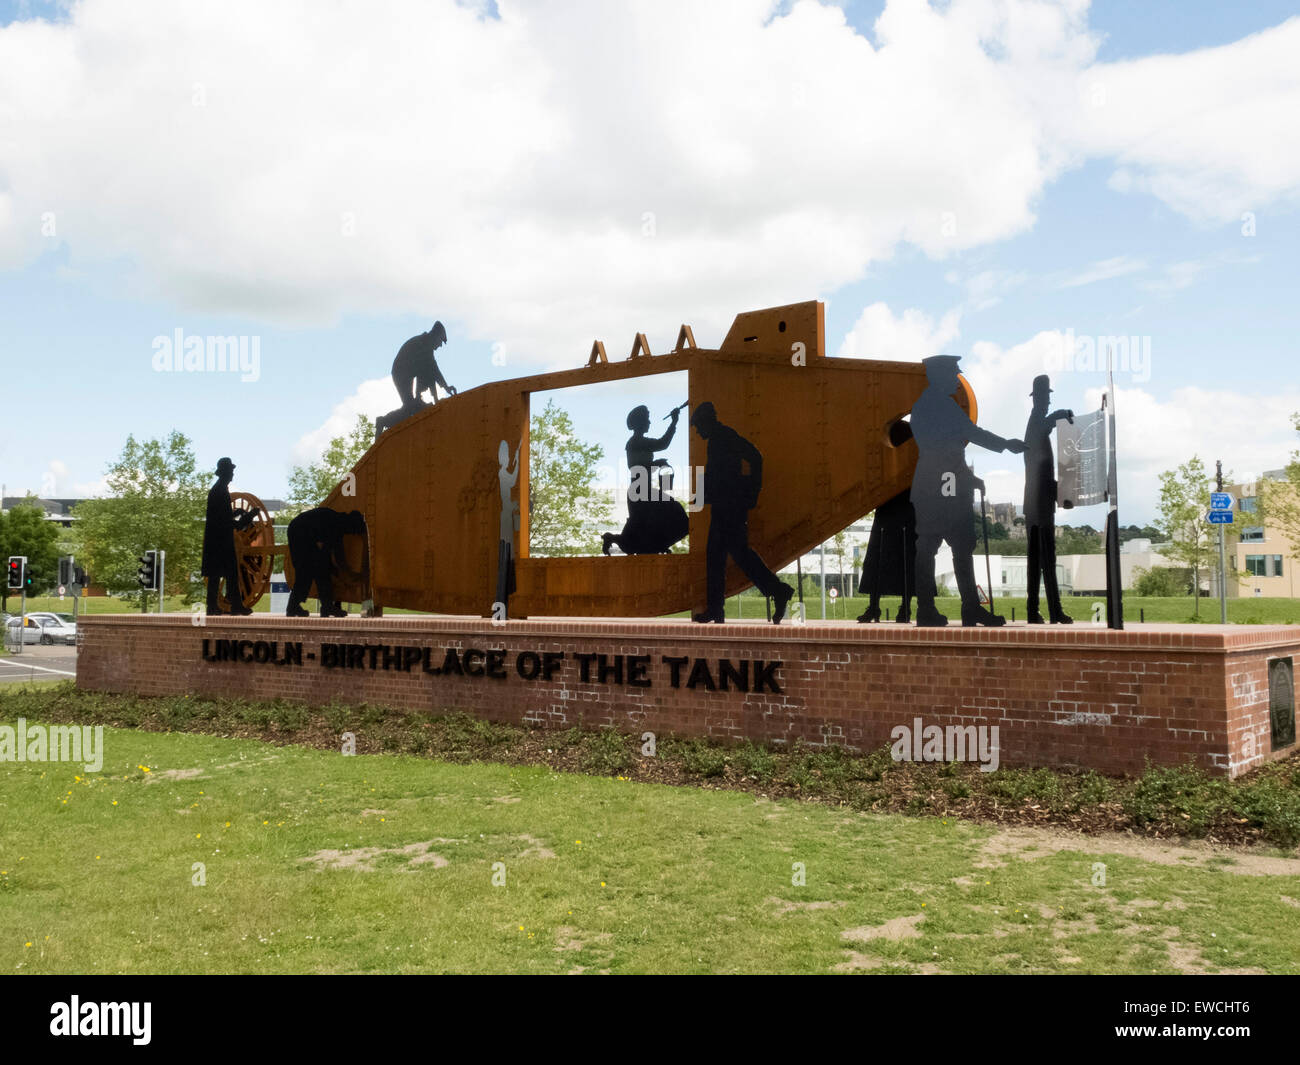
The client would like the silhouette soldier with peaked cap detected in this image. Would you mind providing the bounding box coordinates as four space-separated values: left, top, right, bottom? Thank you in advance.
690 401 793 624
286 507 368 618
202 457 255 616
602 404 689 556
910 356 1025 627
1023 374 1074 624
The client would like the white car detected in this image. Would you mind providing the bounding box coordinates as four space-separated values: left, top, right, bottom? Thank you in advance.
4 614 77 646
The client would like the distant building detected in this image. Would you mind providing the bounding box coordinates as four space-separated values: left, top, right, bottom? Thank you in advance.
1219 471 1298 598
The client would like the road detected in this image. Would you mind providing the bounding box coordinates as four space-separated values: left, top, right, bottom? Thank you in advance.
0 644 77 685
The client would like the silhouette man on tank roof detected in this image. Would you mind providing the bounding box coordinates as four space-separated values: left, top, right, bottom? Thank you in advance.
909 356 1024 627
376 321 456 436
1023 374 1074 624
690 401 792 624
202 457 255 616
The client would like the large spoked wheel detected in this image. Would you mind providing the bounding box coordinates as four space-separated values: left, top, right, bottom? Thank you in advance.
219 492 276 612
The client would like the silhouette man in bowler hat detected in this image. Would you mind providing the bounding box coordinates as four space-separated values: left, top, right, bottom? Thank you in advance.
286 507 368 618
202 457 255 616
690 401 793 624
1023 374 1074 624
910 356 1024 627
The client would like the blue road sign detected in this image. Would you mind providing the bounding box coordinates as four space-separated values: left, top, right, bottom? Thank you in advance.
1210 492 1233 511
1207 510 1234 524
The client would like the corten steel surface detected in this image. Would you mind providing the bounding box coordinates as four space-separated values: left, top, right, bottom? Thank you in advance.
316 300 977 617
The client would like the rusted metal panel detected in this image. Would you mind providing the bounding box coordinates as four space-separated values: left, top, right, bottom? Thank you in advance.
316 300 975 617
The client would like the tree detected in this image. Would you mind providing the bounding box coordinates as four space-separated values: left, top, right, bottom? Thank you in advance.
0 500 60 609
1259 413 1300 554
528 399 613 556
1156 456 1215 614
73 432 207 609
1132 565 1191 597
285 414 374 519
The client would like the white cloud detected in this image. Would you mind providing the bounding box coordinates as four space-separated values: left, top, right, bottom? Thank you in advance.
1066 17 1300 223
289 376 393 467
1053 254 1146 289
0 0 1104 367
838 301 961 360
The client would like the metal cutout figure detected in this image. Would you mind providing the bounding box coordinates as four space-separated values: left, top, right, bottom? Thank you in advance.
202 457 254 616
1023 374 1074 624
856 488 917 623
602 404 689 556
376 321 456 436
497 439 520 615
690 401 793 624
285 508 368 618
910 356 1025 627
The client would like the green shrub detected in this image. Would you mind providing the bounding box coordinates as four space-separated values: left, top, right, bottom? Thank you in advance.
579 728 632 775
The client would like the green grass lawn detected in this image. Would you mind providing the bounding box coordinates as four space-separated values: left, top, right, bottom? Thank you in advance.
695 592 1300 625
4 722 1299 974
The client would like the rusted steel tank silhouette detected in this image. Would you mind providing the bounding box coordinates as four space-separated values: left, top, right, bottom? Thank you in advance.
260 300 977 617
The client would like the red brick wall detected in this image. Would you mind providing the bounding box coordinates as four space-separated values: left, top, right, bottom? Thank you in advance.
75 616 1300 778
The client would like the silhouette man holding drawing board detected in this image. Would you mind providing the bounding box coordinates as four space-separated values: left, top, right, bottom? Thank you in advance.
690 401 792 624
909 356 1024 627
1023 374 1074 624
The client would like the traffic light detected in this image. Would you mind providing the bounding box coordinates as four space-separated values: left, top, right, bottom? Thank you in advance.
7 556 25 591
23 566 35 595
138 550 158 592
59 556 74 588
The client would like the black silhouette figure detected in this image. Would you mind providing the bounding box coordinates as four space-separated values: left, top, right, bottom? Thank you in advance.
910 356 1024 627
602 404 689 556
1024 374 1074 624
202 457 254 616
285 507 368 618
690 401 793 624
496 439 520 616
376 321 455 436
856 488 917 623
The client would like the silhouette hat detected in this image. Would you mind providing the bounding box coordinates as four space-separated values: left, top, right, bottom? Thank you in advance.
690 401 718 428
216 457 236 475
1030 374 1052 397
430 321 447 345
922 354 961 380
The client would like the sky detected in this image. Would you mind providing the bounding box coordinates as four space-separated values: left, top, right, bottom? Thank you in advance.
2 0 1299 526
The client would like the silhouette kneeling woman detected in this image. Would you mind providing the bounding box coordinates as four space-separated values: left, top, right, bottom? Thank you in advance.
602 404 688 556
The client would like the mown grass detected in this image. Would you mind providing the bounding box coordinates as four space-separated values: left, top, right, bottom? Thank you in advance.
7 685 1300 847
3 720 1300 974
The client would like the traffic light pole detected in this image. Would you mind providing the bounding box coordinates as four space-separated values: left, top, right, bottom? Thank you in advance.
17 588 25 656
158 550 166 615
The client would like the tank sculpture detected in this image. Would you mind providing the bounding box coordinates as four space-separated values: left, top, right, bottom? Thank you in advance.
222 300 976 618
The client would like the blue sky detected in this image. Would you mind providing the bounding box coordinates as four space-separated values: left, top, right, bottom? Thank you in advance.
2 0 1299 526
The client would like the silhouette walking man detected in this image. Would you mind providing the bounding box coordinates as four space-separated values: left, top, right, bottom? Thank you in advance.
910 356 1024 627
1023 374 1074 624
202 457 254 616
690 402 792 624
286 507 368 618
